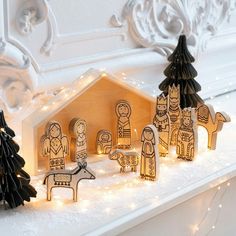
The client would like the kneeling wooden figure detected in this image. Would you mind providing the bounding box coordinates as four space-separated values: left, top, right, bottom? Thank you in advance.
109 149 139 173
43 162 95 201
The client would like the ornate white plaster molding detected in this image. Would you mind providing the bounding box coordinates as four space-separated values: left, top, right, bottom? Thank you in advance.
15 0 48 35
0 38 37 113
112 0 236 56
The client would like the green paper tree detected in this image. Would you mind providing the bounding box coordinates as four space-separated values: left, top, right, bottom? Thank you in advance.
0 110 37 209
159 35 204 108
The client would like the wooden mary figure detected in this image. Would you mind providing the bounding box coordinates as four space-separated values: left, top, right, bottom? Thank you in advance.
116 100 132 149
153 94 170 156
177 108 198 161
41 121 69 170
69 118 87 163
140 125 159 181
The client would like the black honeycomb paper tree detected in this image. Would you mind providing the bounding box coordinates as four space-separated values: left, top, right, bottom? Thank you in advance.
159 35 204 108
0 110 37 209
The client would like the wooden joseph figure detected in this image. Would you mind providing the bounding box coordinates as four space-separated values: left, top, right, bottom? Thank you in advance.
177 108 198 161
69 118 87 163
116 100 131 149
168 85 181 146
41 121 69 170
140 125 159 181
153 94 170 156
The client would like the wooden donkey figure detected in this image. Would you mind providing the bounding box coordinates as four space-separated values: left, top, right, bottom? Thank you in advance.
43 162 95 201
197 104 231 150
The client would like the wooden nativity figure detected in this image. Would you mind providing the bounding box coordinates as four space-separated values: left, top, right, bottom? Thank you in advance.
197 103 230 150
96 130 112 154
153 94 170 156
41 121 69 170
140 125 159 181
168 85 181 146
177 108 198 161
69 118 87 163
116 100 132 149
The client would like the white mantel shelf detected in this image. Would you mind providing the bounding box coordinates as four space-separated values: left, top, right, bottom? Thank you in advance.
0 92 236 236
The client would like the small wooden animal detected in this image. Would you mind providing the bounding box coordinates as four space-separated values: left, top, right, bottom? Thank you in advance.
197 103 230 150
140 125 159 181
43 162 95 201
153 94 170 156
176 108 198 161
41 121 69 171
69 118 87 163
96 130 112 154
108 149 139 173
168 85 181 146
116 100 132 149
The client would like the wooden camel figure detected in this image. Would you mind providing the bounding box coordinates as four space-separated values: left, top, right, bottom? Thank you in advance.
43 162 95 201
197 104 231 150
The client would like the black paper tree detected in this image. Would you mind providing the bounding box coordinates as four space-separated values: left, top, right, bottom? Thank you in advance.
0 110 37 209
159 35 204 108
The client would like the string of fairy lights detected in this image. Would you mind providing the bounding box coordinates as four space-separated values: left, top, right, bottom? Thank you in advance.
9 70 236 235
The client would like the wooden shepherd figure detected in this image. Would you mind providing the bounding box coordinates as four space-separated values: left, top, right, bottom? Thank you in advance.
168 85 181 146
69 118 87 163
153 94 170 156
116 100 131 149
177 108 198 161
140 125 159 181
41 121 69 170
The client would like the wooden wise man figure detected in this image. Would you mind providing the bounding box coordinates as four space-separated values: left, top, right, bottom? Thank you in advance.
116 100 131 149
41 121 69 170
69 118 87 163
168 85 181 146
140 125 159 181
96 130 112 154
153 94 170 156
177 108 198 161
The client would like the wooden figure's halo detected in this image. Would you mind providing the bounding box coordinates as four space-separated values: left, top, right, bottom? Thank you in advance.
115 100 131 118
45 121 62 138
69 118 86 137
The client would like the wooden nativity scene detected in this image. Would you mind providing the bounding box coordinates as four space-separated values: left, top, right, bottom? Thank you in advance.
14 35 230 203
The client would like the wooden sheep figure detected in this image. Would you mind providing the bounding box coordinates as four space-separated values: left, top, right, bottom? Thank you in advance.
116 100 132 149
140 125 159 181
43 162 95 201
108 149 139 173
168 85 181 146
153 94 170 157
197 104 231 150
41 121 69 171
177 108 198 161
96 130 112 154
69 118 87 163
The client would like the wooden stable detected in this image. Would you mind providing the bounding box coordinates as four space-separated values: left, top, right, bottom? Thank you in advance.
22 70 156 175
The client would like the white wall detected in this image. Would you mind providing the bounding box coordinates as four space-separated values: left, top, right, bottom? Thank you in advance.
1 0 236 135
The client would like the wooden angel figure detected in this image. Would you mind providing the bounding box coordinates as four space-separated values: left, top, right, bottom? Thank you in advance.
140 125 159 181
41 121 69 170
96 130 112 154
197 104 230 150
176 108 198 161
69 118 87 163
116 100 131 149
168 85 181 146
153 94 170 156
